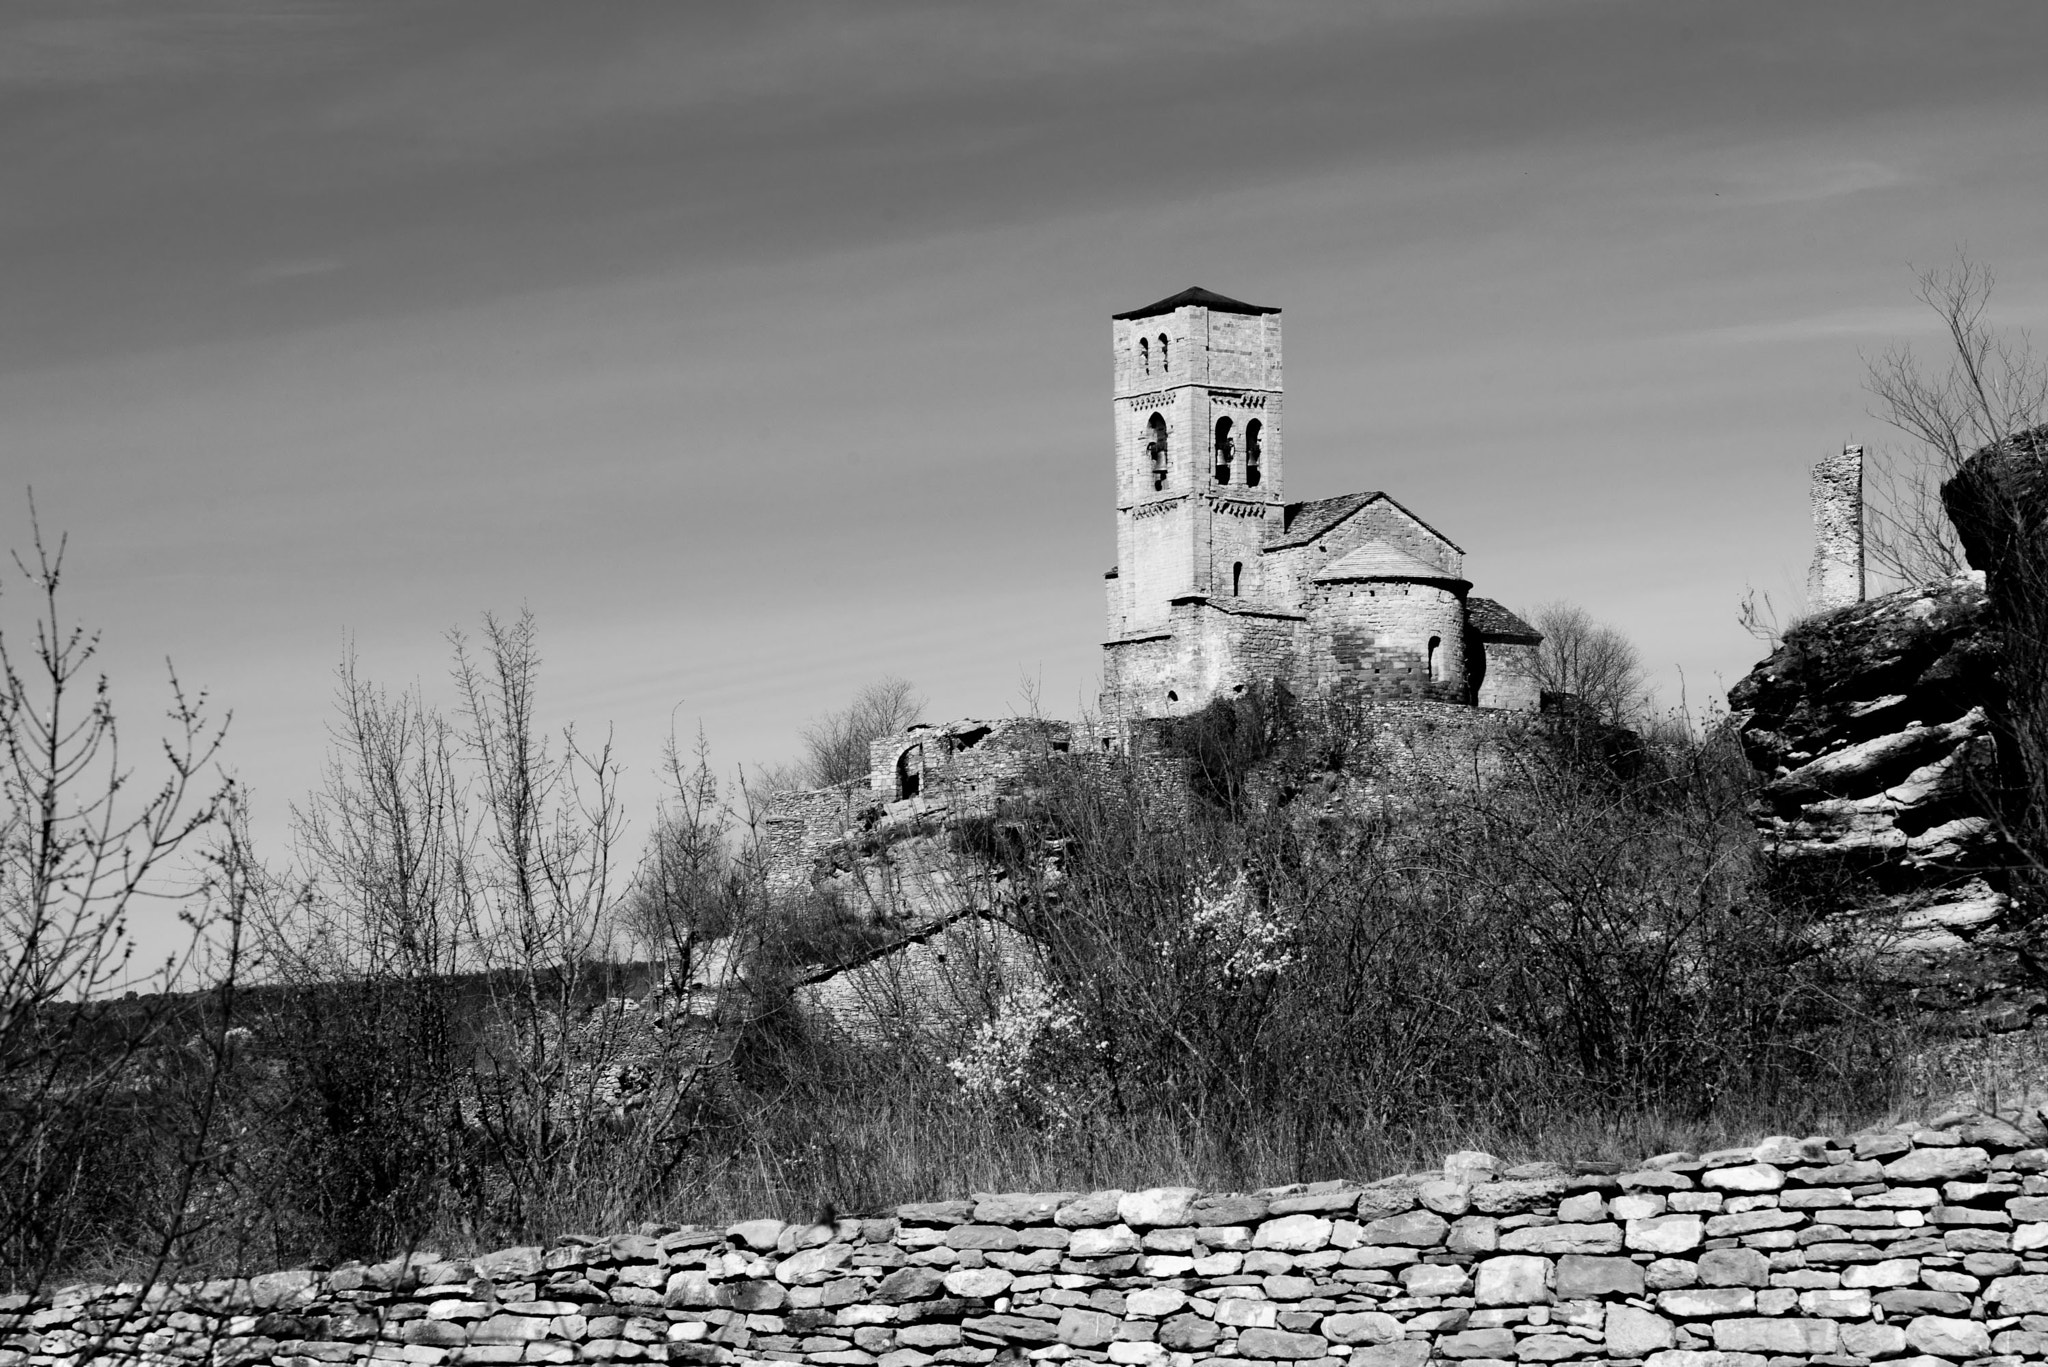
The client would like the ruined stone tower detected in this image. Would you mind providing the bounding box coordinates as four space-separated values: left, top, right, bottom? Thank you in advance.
1808 443 1866 611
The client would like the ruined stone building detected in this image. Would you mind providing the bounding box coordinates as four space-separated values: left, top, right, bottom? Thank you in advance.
1099 286 1541 721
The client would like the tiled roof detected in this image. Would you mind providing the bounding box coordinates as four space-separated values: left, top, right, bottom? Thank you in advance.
1271 492 1381 548
1112 286 1282 321
1269 491 1467 554
1312 541 1467 585
1467 597 1542 642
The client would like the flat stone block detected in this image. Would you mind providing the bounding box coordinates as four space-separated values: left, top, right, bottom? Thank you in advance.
1709 1317 1840 1355
1438 1328 1517 1358
1657 1288 1755 1318
1321 1312 1401 1345
1498 1224 1621 1256
1118 1188 1199 1229
1883 1147 1991 1183
1605 1305 1674 1357
1701 1165 1784 1193
1553 1256 1642 1298
1362 1211 1448 1248
1254 1215 1334 1252
1473 1256 1549 1306
1627 1215 1704 1254
1053 1308 1116 1348
1233 1327 1327 1359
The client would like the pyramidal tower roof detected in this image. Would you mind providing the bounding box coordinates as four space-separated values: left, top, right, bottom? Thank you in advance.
1112 286 1282 321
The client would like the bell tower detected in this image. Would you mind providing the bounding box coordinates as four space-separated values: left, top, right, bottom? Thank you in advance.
1106 287 1285 637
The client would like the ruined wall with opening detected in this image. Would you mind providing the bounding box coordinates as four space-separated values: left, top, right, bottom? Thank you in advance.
14 1116 2048 1367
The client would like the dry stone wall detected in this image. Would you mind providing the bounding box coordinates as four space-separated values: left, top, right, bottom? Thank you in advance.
12 1118 2048 1367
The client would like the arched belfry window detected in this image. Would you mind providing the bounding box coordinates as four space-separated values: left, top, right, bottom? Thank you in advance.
1213 416 1234 484
1159 334 1170 373
1244 419 1264 488
1146 413 1169 491
1139 337 1150 375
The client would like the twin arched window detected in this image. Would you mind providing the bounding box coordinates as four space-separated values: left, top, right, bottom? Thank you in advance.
1147 413 1169 490
1137 333 1173 376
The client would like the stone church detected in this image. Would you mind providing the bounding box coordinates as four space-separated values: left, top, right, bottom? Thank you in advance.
1099 286 1541 721
763 286 1547 882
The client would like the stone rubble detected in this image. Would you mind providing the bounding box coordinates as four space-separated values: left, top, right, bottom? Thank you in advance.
7 1113 2048 1367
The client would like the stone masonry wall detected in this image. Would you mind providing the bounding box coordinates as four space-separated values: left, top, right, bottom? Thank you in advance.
16 1117 2048 1367
1474 641 1540 714
1305 586 1468 705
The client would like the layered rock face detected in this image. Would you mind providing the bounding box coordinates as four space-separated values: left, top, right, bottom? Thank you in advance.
1729 575 2011 896
11 1112 2048 1367
1727 576 2047 1029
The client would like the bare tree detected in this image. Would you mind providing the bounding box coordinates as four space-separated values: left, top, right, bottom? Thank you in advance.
1865 255 2048 586
449 609 632 1223
1527 601 1647 725
253 656 472 1256
0 514 241 1295
622 728 744 964
797 676 924 787
275 656 469 981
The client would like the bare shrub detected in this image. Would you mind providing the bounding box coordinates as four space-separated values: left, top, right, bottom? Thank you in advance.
1866 254 2048 587
1004 697 1897 1166
682 697 1900 1222
241 612 718 1262
0 515 246 1298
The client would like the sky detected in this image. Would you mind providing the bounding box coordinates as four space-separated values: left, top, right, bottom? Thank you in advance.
6 0 2048 958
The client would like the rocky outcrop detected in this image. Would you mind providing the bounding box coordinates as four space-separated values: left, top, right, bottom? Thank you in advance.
1730 575 2012 887
1942 424 2048 602
11 1110 2048 1367
1728 576 2047 1031
1943 424 2048 910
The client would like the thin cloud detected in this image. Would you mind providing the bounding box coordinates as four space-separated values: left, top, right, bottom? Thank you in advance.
1718 157 1908 206
1681 306 1937 347
0 8 355 91
244 258 344 286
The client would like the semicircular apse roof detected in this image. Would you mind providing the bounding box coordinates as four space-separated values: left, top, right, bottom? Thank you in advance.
1311 540 1469 585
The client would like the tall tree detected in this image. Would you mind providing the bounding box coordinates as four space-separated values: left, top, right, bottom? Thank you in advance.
1527 601 1646 726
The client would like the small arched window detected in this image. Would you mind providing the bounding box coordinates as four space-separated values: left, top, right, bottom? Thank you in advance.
1146 413 1169 491
1213 416 1234 484
1427 636 1442 681
1139 337 1149 375
1159 333 1170 373
1244 419 1263 487
1232 561 1243 597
